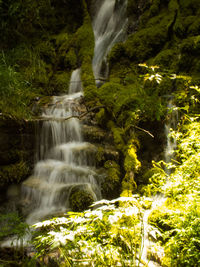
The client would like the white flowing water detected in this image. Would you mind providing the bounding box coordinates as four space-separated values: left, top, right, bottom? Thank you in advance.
22 69 101 224
164 99 178 169
92 0 128 83
21 0 129 224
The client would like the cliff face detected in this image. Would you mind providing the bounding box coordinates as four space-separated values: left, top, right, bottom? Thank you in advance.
0 0 200 193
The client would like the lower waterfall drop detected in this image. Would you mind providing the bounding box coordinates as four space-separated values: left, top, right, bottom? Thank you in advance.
22 69 101 224
164 99 178 170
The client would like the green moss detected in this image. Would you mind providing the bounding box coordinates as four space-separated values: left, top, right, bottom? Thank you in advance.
168 0 179 12
107 121 125 151
187 17 200 35
49 71 71 94
96 146 105 163
121 141 141 195
125 20 169 61
141 161 166 196
67 1 97 105
102 160 120 199
69 189 94 212
55 32 69 48
179 0 200 15
64 48 77 69
35 41 56 65
124 144 141 173
121 172 137 195
149 0 160 17
0 161 30 187
95 108 107 127
153 49 178 69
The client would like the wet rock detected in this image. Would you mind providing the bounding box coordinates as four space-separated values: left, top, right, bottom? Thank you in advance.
69 188 94 212
82 125 113 144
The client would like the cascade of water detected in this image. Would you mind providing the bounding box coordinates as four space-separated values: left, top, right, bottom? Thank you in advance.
21 0 128 225
22 69 101 224
164 99 178 168
92 0 128 83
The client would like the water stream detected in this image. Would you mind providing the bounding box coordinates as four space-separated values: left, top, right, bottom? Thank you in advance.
21 0 129 224
22 69 101 224
92 0 128 83
164 99 178 170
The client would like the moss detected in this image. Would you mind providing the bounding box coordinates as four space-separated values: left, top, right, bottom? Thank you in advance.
148 208 174 232
68 1 97 105
179 0 200 16
121 172 137 195
107 121 125 151
187 17 200 36
102 160 120 199
121 141 141 195
95 108 107 127
96 146 105 163
81 57 98 104
69 189 94 212
35 41 56 65
49 71 71 94
64 48 77 69
180 37 196 53
168 0 179 12
149 0 161 17
153 49 178 69
124 144 141 173
178 36 200 72
108 43 127 68
124 19 169 61
98 81 140 123
0 161 30 188
55 32 69 48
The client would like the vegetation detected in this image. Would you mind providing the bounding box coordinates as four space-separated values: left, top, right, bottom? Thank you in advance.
0 0 200 266
32 197 144 266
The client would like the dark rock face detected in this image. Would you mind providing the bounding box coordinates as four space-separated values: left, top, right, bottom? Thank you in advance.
0 119 36 191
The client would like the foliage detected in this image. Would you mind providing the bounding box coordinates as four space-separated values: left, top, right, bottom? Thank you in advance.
145 118 200 266
0 52 37 119
0 212 29 244
32 197 145 266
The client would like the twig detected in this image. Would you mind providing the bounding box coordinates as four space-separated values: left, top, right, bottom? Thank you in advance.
132 125 154 138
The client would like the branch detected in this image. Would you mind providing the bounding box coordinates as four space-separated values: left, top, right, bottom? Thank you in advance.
64 105 105 121
36 105 106 122
132 125 154 138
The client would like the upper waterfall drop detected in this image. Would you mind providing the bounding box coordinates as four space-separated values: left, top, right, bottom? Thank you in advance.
92 0 128 83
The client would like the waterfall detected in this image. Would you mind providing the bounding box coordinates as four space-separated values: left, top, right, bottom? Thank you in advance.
164 99 178 170
92 0 128 83
21 0 128 224
22 69 101 224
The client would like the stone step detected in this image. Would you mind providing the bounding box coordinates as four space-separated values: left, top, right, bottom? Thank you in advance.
22 176 95 193
82 125 113 144
34 160 97 176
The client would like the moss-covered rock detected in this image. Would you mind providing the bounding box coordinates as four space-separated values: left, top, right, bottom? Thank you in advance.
64 48 77 70
0 161 30 188
49 71 71 94
101 160 121 199
69 189 94 212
